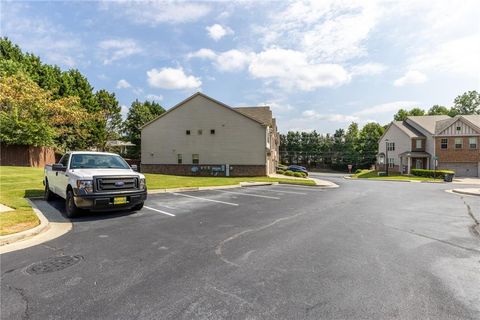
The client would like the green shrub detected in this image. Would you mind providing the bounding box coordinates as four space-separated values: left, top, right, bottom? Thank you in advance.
300 172 307 178
355 169 363 174
277 169 285 175
284 170 294 176
411 169 454 179
293 172 303 177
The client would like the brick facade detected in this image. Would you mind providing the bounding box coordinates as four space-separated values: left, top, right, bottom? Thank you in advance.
411 138 426 152
376 164 400 172
435 137 480 163
141 164 267 177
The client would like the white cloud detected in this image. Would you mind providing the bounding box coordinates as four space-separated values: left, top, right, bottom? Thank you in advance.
258 1 381 63
147 67 201 90
249 48 350 91
102 1 211 25
116 79 131 89
354 101 420 117
206 24 234 41
302 110 359 122
407 35 480 79
187 48 217 60
2 2 81 67
146 94 164 101
188 48 253 72
98 39 142 64
351 63 387 76
393 70 427 87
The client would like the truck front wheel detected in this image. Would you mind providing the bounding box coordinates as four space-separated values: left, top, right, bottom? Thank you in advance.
131 202 144 211
65 189 80 218
44 180 55 202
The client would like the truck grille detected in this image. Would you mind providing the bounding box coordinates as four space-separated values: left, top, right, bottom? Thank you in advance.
95 176 138 192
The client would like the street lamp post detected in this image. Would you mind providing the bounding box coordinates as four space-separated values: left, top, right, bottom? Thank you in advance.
385 139 389 176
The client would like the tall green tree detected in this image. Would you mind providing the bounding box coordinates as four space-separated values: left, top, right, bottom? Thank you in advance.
123 100 165 158
451 90 479 115
427 105 450 115
95 90 122 150
358 122 384 167
0 74 89 147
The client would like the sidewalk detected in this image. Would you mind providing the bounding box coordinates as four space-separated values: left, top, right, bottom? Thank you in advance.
452 188 480 197
269 173 339 188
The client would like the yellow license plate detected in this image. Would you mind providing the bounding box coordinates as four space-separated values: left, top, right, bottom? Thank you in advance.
113 197 127 205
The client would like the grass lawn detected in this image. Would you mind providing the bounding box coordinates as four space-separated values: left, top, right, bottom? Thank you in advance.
352 169 443 182
145 173 315 189
0 166 44 235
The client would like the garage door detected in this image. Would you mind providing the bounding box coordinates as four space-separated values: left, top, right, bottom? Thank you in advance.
438 162 479 177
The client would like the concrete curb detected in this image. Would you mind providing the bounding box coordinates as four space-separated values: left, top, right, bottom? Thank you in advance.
0 199 50 246
148 179 337 194
452 189 480 197
347 176 445 184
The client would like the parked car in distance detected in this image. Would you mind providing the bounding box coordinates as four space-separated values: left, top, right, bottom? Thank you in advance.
44 151 147 218
287 165 308 176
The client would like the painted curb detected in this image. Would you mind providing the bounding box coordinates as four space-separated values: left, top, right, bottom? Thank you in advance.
0 199 50 246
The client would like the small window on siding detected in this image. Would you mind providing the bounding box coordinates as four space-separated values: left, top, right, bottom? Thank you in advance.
387 142 395 151
469 137 477 149
415 139 422 149
455 138 463 149
177 154 182 164
456 126 461 131
192 154 199 164
441 138 448 149
210 129 215 134
186 130 191 135
198 129 202 135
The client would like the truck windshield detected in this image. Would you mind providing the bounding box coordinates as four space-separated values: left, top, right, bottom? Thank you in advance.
70 154 131 169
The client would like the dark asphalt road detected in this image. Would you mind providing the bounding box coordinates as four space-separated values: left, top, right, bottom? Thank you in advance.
1 175 479 320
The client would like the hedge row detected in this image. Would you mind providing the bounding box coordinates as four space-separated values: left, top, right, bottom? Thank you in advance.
277 170 307 178
411 169 454 178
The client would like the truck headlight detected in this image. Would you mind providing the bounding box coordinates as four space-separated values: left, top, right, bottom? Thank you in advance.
139 178 146 190
77 180 93 193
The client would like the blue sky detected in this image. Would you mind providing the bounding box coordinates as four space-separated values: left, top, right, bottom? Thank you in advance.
2 0 479 133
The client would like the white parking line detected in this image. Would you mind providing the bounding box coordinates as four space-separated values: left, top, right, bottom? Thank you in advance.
215 190 280 200
172 193 239 206
144 206 176 217
254 188 306 195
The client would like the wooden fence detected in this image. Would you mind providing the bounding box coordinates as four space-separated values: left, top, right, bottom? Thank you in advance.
0 144 56 167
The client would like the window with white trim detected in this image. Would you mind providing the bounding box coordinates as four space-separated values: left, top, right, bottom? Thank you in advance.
192 154 199 164
441 138 448 149
415 139 422 149
455 138 463 149
386 142 395 151
469 137 477 149
388 158 395 168
177 154 182 164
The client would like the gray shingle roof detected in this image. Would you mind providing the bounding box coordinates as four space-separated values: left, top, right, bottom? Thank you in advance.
407 115 450 135
233 107 273 126
393 121 425 138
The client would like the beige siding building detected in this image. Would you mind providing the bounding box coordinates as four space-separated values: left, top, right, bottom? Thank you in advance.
141 92 279 176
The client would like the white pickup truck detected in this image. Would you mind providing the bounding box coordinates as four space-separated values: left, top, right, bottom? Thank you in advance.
44 151 147 218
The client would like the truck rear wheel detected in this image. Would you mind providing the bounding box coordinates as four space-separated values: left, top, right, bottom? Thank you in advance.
44 181 55 202
65 189 80 218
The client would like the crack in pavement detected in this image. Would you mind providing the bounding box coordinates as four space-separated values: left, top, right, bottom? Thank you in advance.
6 285 30 320
206 284 254 308
382 224 480 254
215 212 304 267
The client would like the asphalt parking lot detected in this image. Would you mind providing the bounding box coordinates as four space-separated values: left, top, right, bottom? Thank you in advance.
2 177 480 320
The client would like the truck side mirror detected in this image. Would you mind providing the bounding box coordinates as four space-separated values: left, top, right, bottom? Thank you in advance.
52 164 66 171
131 164 138 172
